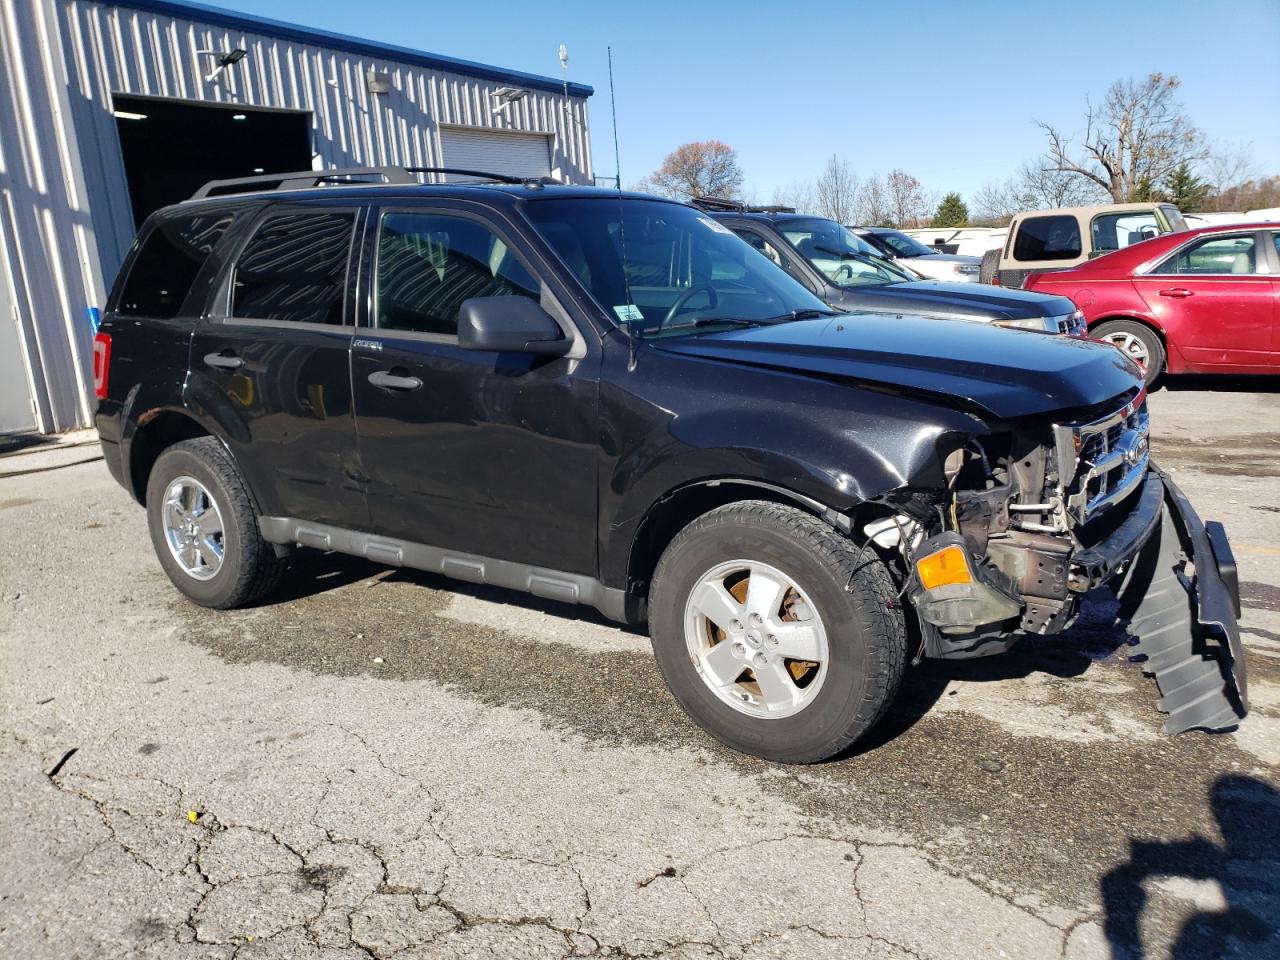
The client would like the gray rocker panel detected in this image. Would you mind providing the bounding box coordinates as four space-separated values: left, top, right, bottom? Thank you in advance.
259 517 631 623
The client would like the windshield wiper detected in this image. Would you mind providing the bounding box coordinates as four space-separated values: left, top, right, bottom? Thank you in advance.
760 309 836 322
657 316 769 335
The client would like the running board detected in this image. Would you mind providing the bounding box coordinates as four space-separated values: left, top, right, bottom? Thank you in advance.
1113 493 1247 734
258 516 633 624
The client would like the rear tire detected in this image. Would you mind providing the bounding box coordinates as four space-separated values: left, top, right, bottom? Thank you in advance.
648 501 906 763
979 248 1000 284
145 437 285 609
1092 319 1165 386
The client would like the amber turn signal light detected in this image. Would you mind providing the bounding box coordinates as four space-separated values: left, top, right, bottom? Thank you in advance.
916 545 974 590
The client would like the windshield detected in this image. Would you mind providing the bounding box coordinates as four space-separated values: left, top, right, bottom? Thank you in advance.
523 198 833 338
1159 204 1189 233
776 218 915 287
869 229 937 258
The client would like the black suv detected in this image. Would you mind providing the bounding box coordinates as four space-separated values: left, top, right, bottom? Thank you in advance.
695 201 1086 336
95 167 1246 762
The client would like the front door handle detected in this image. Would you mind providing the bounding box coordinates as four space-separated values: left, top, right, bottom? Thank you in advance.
203 351 244 370
368 370 423 391
1158 288 1193 299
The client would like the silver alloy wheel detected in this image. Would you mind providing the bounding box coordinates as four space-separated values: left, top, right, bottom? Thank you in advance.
1102 331 1149 368
161 475 225 581
683 559 830 719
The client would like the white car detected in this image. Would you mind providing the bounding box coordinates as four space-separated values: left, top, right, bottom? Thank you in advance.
851 226 983 282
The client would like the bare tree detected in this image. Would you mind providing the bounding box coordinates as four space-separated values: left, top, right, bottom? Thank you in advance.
1037 73 1205 202
814 155 859 223
1203 175 1280 214
970 178 1026 225
637 140 744 201
972 161 1110 225
771 179 817 214
885 169 928 228
1204 142 1256 197
1017 160 1108 208
856 174 893 226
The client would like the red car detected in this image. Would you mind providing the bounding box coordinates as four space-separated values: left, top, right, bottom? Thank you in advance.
1024 223 1279 384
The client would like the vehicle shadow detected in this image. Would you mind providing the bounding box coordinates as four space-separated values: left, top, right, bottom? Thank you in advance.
250 551 384 606
253 549 650 636
258 553 1140 753
849 594 1133 755
1158 373 1280 394
1100 774 1280 959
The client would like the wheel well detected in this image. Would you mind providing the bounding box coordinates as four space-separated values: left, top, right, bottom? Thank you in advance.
625 481 882 603
1091 314 1166 345
128 412 210 504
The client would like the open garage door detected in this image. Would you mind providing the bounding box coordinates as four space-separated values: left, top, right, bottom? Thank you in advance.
440 127 551 182
113 96 311 229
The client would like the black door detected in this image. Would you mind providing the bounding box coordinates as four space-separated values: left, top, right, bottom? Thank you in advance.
187 202 369 528
351 204 599 575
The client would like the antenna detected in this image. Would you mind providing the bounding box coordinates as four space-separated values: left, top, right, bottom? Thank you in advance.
607 46 638 365
558 43 571 132
607 46 622 188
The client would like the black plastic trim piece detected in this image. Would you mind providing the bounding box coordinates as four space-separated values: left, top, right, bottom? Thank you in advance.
258 517 630 623
1205 521 1240 619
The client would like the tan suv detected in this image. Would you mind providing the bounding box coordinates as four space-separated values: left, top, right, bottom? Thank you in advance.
981 202 1189 287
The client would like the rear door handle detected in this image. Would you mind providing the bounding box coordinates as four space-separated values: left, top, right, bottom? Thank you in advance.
203 351 244 370
1158 288 1193 299
368 370 423 391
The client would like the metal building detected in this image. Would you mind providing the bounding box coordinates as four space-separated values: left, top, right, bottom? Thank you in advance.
0 0 594 435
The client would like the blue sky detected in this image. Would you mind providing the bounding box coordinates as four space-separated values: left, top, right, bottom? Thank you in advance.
249 0 1278 200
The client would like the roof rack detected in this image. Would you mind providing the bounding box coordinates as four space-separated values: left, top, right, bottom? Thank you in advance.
191 165 561 200
688 197 795 214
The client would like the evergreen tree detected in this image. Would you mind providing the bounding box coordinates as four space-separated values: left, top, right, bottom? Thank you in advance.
1166 161 1210 212
931 192 969 227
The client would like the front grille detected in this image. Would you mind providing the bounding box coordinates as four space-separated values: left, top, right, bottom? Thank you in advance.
1059 394 1150 526
1052 311 1088 338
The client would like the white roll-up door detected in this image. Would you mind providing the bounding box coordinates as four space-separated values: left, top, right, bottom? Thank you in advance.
439 127 552 181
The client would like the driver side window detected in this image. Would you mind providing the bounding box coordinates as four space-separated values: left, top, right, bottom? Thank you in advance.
375 212 539 336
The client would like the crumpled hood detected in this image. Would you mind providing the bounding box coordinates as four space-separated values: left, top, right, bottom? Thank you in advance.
836 281 1077 321
654 313 1142 420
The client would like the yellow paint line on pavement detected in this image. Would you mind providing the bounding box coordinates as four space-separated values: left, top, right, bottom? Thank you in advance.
1237 545 1280 557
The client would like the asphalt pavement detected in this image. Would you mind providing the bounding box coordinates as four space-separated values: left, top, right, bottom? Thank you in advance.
1 379 1277 960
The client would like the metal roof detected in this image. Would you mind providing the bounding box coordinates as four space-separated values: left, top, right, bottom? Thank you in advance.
114 0 594 98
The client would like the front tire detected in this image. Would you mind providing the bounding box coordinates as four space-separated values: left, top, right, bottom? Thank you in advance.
146 437 285 609
648 501 906 763
1092 319 1165 386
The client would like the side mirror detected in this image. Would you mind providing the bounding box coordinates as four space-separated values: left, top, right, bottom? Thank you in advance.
457 296 570 356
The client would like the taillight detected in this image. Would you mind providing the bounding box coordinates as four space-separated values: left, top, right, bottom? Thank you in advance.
93 331 111 399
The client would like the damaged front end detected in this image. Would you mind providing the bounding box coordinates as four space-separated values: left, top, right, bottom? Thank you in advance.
876 388 1247 734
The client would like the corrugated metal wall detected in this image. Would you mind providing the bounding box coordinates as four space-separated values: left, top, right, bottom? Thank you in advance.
0 0 593 433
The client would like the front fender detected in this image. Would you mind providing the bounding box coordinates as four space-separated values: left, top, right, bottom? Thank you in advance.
596 380 986 589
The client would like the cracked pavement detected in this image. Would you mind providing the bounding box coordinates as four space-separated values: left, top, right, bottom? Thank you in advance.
2 384 1278 959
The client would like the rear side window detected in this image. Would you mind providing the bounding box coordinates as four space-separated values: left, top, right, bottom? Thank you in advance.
1091 212 1160 252
232 210 356 325
375 212 538 336
116 212 234 318
1154 234 1259 275
1013 215 1082 262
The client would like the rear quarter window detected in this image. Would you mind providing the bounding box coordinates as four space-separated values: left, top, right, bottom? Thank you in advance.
1012 215 1082 262
115 212 235 318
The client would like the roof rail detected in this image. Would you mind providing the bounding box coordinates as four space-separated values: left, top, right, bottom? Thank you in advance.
191 166 418 199
688 197 795 214
191 165 563 200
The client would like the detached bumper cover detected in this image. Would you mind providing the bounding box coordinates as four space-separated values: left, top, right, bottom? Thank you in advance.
1112 466 1247 733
